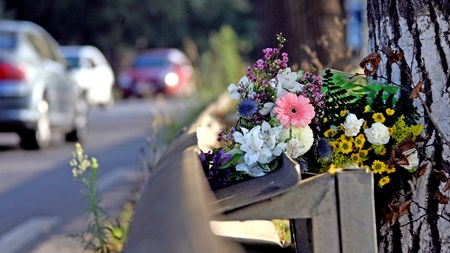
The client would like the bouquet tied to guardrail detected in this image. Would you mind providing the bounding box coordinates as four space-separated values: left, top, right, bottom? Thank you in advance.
199 34 425 210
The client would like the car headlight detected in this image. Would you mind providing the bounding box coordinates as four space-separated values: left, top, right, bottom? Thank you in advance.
164 72 179 87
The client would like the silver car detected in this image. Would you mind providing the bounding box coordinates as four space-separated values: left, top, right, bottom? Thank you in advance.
0 20 88 150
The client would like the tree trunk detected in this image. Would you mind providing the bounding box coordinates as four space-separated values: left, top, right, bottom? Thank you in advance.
256 0 351 71
367 1 450 252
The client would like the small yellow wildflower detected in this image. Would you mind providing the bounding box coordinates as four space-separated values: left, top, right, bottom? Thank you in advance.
350 153 361 164
372 112 386 123
323 117 328 123
388 127 394 136
386 108 395 116
339 140 353 154
386 166 396 173
371 160 387 174
362 120 368 129
340 110 348 117
378 176 391 187
337 125 345 132
328 164 337 175
364 105 370 113
380 148 386 155
354 134 366 149
324 128 336 138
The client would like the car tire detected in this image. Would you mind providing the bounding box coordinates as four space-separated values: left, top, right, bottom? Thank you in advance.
20 99 51 150
65 96 88 143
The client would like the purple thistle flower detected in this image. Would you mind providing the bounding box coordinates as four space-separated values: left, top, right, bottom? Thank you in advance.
238 99 258 118
316 138 332 161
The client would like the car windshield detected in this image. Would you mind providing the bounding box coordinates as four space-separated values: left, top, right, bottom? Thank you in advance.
0 31 17 50
132 55 169 68
64 56 80 69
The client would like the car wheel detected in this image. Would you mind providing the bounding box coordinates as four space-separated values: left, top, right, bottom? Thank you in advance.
65 96 88 142
20 99 51 150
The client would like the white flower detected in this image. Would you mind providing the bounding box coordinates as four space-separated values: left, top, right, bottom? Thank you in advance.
227 83 240 100
269 78 283 97
364 122 390 145
236 163 266 177
285 125 314 158
228 76 254 100
259 102 275 115
233 125 272 166
233 122 288 173
277 68 303 93
342 113 364 136
400 149 419 172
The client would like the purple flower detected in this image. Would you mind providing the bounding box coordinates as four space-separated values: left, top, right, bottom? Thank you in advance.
238 99 258 118
316 138 332 161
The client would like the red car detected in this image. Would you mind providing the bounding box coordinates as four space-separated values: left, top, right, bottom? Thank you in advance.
118 48 194 98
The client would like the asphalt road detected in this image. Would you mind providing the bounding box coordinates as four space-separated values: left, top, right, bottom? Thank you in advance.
0 97 192 253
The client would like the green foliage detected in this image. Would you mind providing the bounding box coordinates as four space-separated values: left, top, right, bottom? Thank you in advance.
392 115 424 143
69 143 127 253
321 68 400 128
321 69 365 126
192 25 247 101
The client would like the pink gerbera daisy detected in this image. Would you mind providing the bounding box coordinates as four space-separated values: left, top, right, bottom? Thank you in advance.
273 93 315 128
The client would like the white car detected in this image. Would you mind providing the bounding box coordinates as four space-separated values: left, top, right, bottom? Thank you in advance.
61 45 115 107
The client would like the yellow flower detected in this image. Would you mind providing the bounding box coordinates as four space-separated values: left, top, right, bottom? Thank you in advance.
337 125 345 132
378 176 391 187
340 110 348 117
386 108 395 116
372 112 386 123
328 164 337 175
329 141 338 149
359 149 369 160
359 149 368 155
364 105 370 113
360 164 369 170
386 166 396 173
339 134 354 143
350 153 361 164
323 117 328 123
380 148 387 155
388 127 394 136
371 160 387 174
324 128 336 138
362 120 368 129
339 140 353 154
354 134 366 149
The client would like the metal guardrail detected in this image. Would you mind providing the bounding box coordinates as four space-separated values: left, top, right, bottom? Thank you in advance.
125 96 378 253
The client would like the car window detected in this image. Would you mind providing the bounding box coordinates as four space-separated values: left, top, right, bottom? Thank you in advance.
65 56 80 69
0 31 16 50
27 32 52 59
132 55 169 68
15 33 41 62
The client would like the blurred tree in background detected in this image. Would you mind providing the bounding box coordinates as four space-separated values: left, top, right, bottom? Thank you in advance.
256 0 353 71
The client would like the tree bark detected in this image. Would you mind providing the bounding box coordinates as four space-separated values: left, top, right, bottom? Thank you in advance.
256 0 351 71
367 0 450 252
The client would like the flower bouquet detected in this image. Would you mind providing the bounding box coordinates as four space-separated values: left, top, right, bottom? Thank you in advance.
199 34 424 206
